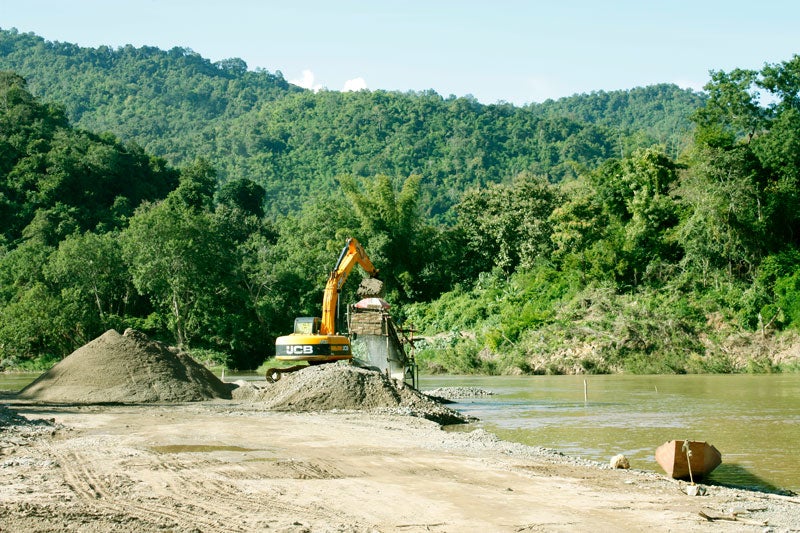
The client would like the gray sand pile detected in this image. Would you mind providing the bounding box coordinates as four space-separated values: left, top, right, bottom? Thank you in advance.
232 363 471 425
17 329 231 403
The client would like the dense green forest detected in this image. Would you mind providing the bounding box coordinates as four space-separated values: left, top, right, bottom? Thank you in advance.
0 29 704 219
2 28 800 374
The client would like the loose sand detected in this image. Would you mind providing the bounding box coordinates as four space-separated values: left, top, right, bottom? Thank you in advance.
2 330 800 531
17 329 232 403
2 401 800 532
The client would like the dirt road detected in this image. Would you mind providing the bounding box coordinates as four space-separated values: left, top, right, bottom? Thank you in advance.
1 401 799 532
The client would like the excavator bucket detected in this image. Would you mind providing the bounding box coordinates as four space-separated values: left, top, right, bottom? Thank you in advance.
357 277 384 298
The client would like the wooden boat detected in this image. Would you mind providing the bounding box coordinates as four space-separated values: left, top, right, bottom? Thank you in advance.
655 440 722 480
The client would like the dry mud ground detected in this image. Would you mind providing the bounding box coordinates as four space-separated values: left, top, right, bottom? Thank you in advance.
2 401 800 532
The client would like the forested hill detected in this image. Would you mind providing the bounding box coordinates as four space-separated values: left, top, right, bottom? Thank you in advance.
0 28 704 218
10 28 796 377
0 28 301 163
531 85 704 156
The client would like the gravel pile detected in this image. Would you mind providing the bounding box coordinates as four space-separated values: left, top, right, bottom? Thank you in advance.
232 363 472 425
17 329 232 403
423 386 496 401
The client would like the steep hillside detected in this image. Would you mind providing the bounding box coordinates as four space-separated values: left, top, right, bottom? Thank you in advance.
0 28 301 164
0 29 704 217
0 71 178 245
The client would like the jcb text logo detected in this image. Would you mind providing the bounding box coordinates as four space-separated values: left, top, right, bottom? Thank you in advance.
286 345 314 355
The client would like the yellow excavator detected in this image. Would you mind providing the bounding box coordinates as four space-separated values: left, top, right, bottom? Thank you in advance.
270 238 380 381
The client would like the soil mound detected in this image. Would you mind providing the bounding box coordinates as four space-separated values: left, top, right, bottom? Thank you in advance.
17 329 231 403
232 363 471 425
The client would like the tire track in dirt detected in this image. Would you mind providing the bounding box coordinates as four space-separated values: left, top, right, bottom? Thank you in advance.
51 437 369 531
49 445 246 532
146 459 269 529
183 457 363 527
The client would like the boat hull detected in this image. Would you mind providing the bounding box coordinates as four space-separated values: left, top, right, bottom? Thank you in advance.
655 440 722 480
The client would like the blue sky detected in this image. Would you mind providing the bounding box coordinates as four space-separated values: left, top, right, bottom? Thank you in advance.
3 0 798 105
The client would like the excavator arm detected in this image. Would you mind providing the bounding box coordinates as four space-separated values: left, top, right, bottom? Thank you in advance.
320 238 378 334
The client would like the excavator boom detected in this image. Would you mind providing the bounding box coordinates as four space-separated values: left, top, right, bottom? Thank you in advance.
320 238 378 335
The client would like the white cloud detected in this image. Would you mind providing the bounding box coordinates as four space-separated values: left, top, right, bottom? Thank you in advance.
673 78 707 93
343 77 367 92
289 69 323 92
523 75 566 104
288 71 367 93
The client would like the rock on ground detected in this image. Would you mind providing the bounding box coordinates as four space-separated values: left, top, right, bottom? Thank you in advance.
0 404 58 453
610 453 631 469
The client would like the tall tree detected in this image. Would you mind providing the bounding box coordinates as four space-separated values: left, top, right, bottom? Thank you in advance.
339 173 430 300
692 68 767 147
44 231 131 331
589 148 681 285
674 145 766 282
456 172 559 274
121 165 232 347
548 179 615 282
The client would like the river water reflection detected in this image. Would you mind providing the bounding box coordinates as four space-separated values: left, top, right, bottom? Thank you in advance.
421 374 800 494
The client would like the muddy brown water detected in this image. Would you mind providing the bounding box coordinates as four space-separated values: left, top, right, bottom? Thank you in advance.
421 373 800 495
3 372 799 493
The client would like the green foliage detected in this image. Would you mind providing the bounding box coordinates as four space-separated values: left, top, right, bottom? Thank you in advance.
772 273 800 330
337 173 456 305
596 148 681 285
692 68 766 146
549 180 608 261
0 71 178 246
121 189 234 348
216 178 267 218
456 172 560 274
187 348 232 369
0 281 65 361
414 336 495 375
529 84 705 158
1 29 706 220
0 29 299 167
118 182 279 368
4 31 800 375
674 145 768 282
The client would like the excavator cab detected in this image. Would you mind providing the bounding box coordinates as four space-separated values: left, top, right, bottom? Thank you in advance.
293 317 321 335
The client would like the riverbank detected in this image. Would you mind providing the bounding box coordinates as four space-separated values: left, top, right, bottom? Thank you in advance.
2 400 799 532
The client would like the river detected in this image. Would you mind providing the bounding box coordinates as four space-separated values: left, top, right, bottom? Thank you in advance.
3 371 798 493
420 373 800 494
